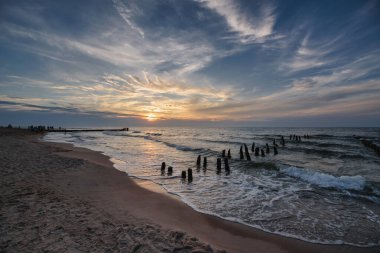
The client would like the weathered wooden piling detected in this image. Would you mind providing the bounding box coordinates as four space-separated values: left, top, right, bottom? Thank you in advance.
227 149 231 159
251 142 255 152
222 149 226 158
261 149 265 157
274 146 278 155
203 157 207 167
244 144 251 161
281 136 285 146
181 170 186 179
254 147 260 156
224 158 230 172
217 158 222 172
240 146 244 159
266 143 270 154
161 162 166 171
168 166 173 175
196 155 201 166
187 168 193 182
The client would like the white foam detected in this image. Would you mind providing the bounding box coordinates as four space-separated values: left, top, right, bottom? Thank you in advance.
281 166 366 191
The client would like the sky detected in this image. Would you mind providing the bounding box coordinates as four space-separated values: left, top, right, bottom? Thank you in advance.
0 0 380 127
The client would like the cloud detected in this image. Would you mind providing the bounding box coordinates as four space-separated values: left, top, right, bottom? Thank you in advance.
0 98 142 118
1 70 235 121
192 79 380 121
197 0 276 43
112 0 145 38
282 35 332 72
190 49 380 121
1 18 222 76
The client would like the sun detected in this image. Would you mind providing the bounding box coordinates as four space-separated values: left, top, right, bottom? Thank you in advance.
146 114 157 121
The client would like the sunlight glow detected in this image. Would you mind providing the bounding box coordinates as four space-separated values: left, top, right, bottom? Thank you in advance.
146 114 157 121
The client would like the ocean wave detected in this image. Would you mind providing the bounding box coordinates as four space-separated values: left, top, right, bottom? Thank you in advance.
280 166 366 191
103 131 131 137
313 134 335 138
303 148 338 157
143 136 204 152
200 139 244 146
147 132 162 136
164 142 203 152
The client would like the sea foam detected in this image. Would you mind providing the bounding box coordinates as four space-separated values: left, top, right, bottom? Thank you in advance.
281 166 366 191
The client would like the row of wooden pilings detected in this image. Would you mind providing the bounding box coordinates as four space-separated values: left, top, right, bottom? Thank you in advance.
160 134 312 182
161 162 195 181
238 141 279 161
159 142 275 182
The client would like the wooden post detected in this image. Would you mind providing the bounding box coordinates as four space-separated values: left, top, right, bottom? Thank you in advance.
266 143 270 154
254 147 260 156
240 146 244 159
222 149 226 158
261 149 265 157
217 158 222 172
203 157 207 167
227 149 231 159
161 162 166 171
244 144 251 161
181 170 186 179
224 158 230 172
281 136 285 146
187 168 193 182
168 166 173 175
251 142 255 152
274 146 278 155
197 155 201 166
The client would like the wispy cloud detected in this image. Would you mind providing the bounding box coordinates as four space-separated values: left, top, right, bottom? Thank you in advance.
282 35 333 72
1 19 222 77
197 0 276 43
112 0 145 38
191 49 380 121
1 71 235 121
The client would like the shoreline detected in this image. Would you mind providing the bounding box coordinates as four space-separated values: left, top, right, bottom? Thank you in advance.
39 131 380 252
38 131 380 252
2 128 379 252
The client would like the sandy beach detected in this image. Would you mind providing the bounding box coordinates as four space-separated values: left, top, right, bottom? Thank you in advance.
1 128 379 253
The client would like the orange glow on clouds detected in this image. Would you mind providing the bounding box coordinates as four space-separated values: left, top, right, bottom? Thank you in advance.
146 113 157 121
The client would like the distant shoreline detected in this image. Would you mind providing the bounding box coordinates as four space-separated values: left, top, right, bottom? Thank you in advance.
1 128 379 253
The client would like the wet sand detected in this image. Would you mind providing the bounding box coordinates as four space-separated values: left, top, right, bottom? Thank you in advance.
1 128 379 253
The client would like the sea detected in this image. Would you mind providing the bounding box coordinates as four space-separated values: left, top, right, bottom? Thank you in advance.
43 127 380 246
